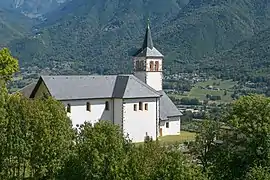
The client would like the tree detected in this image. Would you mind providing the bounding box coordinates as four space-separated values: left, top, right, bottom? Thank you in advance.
60 121 206 180
189 120 221 174
246 166 270 180
193 95 270 179
0 94 74 179
0 48 19 82
0 81 8 178
149 143 207 180
228 95 270 167
59 121 133 180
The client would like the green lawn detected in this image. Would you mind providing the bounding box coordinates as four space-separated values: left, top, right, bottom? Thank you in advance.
135 131 196 146
159 131 196 144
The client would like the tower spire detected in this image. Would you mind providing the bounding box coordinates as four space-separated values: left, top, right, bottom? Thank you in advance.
132 19 163 57
142 19 154 49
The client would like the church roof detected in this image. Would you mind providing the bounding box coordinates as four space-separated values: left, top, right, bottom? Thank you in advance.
18 76 182 119
158 91 182 120
133 23 164 58
17 82 36 97
29 75 161 100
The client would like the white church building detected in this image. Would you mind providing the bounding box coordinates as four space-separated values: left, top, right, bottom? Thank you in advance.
19 23 182 142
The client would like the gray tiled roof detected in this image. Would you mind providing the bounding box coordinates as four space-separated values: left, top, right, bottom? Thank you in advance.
17 82 37 97
135 47 164 58
159 90 182 120
39 74 160 100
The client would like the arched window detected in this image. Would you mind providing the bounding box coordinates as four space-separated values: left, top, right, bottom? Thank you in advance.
67 104 71 113
134 104 137 111
144 103 148 111
155 61 159 71
150 61 154 71
139 102 143 110
140 61 144 70
135 61 139 70
86 102 91 111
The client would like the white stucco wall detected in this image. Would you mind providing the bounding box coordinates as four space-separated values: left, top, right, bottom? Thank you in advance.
146 58 163 91
61 97 161 143
62 99 113 128
146 72 162 91
159 117 181 136
123 98 158 143
113 99 123 128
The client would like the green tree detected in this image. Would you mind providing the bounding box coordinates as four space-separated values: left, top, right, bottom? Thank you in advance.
149 143 207 180
0 48 19 82
228 95 270 167
59 121 132 180
189 120 221 174
0 94 74 179
194 95 270 179
246 166 270 180
0 81 8 178
60 121 205 180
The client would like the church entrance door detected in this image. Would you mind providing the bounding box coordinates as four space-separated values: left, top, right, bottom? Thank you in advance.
159 128 163 137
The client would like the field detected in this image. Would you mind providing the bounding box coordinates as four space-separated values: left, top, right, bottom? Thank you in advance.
135 131 196 145
159 131 196 144
171 79 237 103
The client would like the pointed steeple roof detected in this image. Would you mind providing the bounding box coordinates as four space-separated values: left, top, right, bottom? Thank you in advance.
133 20 164 58
142 20 154 49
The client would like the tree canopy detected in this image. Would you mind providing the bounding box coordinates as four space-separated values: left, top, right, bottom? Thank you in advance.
0 48 18 82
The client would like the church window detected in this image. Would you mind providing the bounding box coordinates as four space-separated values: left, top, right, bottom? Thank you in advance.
140 61 144 70
155 61 159 71
86 102 91 111
105 101 109 110
139 102 143 110
150 61 154 71
166 122 169 128
136 61 139 70
67 104 71 113
145 103 148 111
134 104 137 111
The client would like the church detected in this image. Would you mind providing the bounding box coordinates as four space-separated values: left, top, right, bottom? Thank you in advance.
19 23 182 143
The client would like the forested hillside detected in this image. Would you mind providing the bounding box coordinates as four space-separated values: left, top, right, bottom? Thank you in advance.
0 8 33 45
0 0 69 18
8 0 270 77
200 28 270 84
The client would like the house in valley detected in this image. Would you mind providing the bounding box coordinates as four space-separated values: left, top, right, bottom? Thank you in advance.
19 22 182 142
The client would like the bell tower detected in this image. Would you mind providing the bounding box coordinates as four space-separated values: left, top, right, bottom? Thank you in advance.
133 20 164 91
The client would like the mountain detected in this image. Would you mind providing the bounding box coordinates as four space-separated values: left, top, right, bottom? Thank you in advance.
201 27 270 83
0 8 33 45
0 0 69 18
7 0 270 80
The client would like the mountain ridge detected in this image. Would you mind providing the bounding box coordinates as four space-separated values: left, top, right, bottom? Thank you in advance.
3 0 270 85
0 0 70 18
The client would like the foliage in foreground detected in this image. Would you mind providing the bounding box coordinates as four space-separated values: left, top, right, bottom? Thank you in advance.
0 92 74 179
190 94 270 180
0 90 205 180
59 121 205 180
0 88 204 179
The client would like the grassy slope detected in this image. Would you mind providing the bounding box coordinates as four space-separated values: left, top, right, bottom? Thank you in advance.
171 79 237 103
